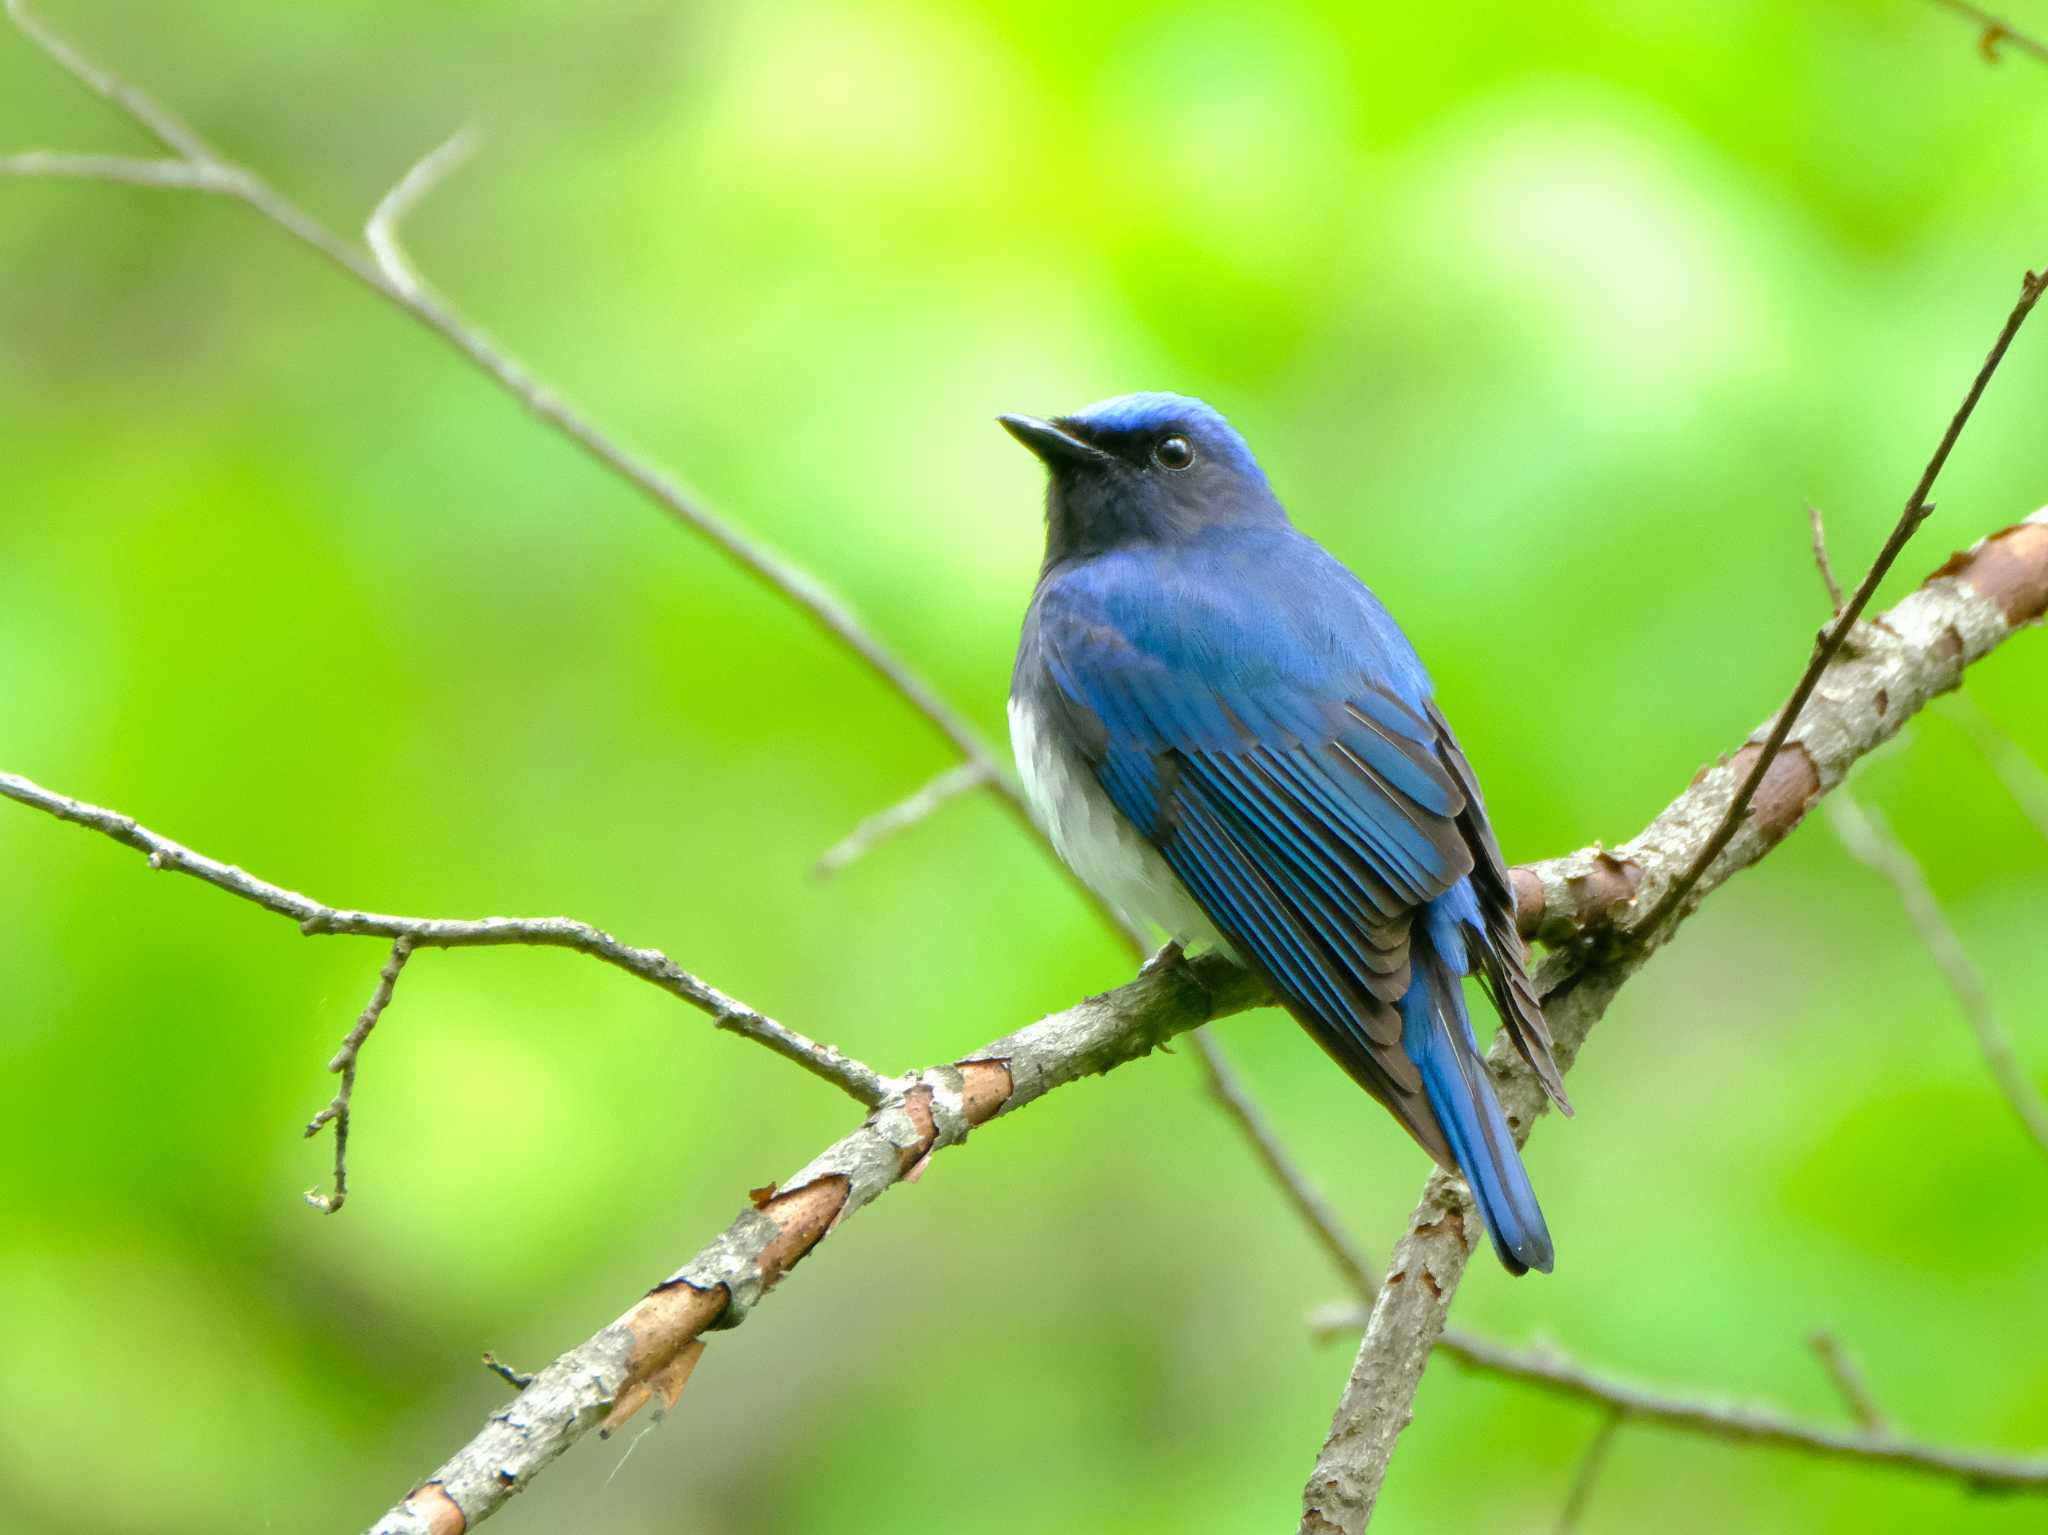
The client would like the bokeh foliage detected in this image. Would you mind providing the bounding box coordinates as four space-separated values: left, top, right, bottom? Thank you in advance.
2 2 2046 1530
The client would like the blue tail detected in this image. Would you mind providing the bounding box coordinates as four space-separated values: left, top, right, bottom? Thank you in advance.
1400 934 1553 1275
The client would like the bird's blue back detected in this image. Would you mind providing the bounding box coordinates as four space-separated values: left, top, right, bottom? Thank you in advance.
1009 402 1567 1273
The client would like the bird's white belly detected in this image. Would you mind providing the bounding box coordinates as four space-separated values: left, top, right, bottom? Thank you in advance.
1008 694 1230 952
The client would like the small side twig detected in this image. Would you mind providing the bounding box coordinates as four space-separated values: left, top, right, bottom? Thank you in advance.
1930 0 2048 64
481 1353 535 1392
1808 502 1845 617
1808 1330 1891 1434
0 771 888 1108
305 938 414 1213
1552 1408 1625 1535
812 762 990 880
1635 265 2046 940
1826 790 2048 1160
366 127 477 300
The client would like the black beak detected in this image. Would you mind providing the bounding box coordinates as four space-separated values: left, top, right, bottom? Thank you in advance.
999 413 1112 466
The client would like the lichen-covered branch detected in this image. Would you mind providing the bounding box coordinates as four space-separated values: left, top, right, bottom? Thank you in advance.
1298 507 2048 1533
0 773 887 1108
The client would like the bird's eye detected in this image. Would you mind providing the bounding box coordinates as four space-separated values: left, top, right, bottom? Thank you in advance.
1153 434 1194 470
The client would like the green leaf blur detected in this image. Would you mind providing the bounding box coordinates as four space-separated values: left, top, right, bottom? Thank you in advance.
1 2 2045 1531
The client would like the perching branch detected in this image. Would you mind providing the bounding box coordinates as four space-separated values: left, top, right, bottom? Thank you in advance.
1299 504 2048 1534
1826 790 2048 1160
0 773 888 1110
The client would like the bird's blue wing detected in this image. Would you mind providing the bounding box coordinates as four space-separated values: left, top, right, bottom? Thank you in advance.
1030 531 1525 1152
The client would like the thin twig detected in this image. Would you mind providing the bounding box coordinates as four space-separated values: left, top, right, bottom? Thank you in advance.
1943 690 2048 846
305 939 414 1213
1190 1030 1379 1299
1930 0 2048 64
1808 502 1845 617
0 772 888 1107
480 1353 535 1392
365 126 477 300
1552 1408 1624 1535
0 0 1026 831
0 151 243 190
1826 790 2048 1159
1808 1330 1891 1434
1437 1332 2048 1493
1634 266 2046 941
1299 1310 2048 1493
811 762 990 880
4 0 219 160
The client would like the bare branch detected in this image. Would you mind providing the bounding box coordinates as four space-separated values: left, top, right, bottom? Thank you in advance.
1808 1330 1891 1434
0 0 1028 837
1438 1332 2048 1494
1636 266 2047 940
1826 789 2048 1159
1930 0 2048 64
1304 1307 2045 1493
305 939 414 1213
1808 501 1845 617
1299 505 2048 1533
811 762 991 880
366 127 478 300
1552 1409 1624 1535
0 772 888 1107
0 150 243 190
1943 690 2048 846
3 0 219 161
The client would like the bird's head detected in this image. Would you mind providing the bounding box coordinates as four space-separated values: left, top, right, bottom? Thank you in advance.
1000 392 1285 570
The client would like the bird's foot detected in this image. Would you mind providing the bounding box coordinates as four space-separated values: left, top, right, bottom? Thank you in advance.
1140 939 1187 979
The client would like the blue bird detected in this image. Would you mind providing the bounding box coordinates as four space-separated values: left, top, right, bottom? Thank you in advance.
1002 392 1569 1274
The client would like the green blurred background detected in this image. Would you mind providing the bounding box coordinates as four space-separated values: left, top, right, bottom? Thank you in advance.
3 1 2046 1530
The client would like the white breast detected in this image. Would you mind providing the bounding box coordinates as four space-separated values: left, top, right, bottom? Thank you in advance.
1008 693 1229 952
